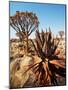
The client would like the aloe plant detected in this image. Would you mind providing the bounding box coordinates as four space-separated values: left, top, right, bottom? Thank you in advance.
24 28 66 86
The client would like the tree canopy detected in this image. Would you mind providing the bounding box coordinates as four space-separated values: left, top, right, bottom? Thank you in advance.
10 11 39 40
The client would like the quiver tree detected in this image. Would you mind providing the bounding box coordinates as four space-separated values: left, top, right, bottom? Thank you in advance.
24 28 66 86
10 11 39 54
59 31 64 39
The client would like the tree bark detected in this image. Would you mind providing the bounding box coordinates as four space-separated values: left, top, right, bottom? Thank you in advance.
26 32 28 55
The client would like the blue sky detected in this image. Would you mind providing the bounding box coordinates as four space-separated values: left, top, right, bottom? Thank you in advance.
9 1 66 39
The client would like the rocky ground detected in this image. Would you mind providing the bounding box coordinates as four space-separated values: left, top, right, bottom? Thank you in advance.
10 38 66 88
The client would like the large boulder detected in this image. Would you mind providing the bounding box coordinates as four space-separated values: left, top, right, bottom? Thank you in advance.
10 55 41 88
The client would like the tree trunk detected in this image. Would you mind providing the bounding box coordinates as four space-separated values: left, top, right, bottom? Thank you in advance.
26 32 28 55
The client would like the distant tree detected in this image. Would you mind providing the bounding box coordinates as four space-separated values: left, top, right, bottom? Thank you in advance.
10 11 39 53
59 31 64 39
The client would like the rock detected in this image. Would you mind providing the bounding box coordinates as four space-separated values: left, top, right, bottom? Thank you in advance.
10 55 37 88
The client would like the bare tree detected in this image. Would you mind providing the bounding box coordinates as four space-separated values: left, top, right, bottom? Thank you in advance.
10 11 39 53
59 31 64 39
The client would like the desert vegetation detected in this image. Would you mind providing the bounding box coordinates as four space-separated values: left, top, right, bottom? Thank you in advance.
10 11 66 88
